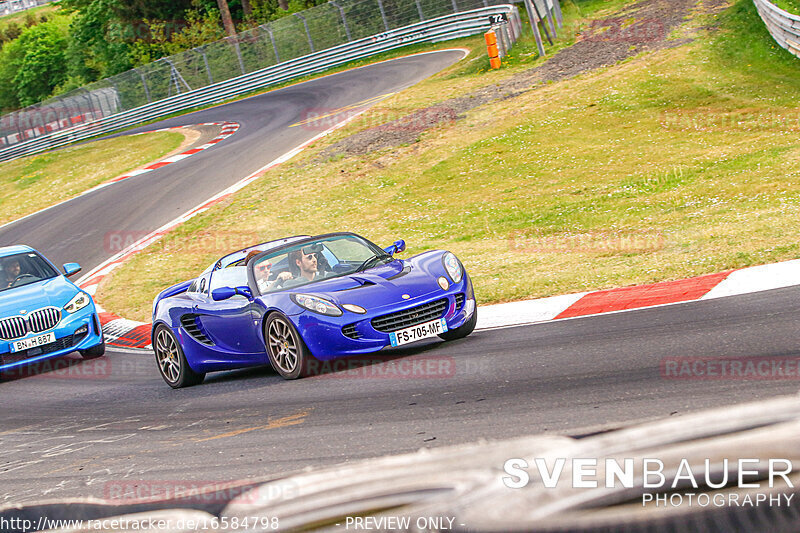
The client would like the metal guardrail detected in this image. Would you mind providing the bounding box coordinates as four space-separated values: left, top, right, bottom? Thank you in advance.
0 4 522 163
0 0 51 16
753 0 800 58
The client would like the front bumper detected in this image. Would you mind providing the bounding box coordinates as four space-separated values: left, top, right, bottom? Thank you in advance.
294 276 476 360
0 304 103 371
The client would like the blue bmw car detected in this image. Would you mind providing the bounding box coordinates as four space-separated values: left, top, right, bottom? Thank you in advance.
152 232 477 388
0 245 105 378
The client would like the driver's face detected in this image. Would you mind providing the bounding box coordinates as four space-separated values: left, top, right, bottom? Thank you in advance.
298 253 317 273
4 261 20 278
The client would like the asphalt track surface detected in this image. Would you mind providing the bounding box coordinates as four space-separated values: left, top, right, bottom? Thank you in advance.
0 49 798 507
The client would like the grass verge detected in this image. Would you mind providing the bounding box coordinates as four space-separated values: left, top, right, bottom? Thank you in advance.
101 0 800 322
0 130 186 226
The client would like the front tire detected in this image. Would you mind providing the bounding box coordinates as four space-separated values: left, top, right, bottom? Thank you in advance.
439 307 477 341
153 324 205 388
264 313 314 380
80 342 105 359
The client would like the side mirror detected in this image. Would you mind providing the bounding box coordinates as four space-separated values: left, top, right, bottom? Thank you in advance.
63 263 81 278
384 239 406 256
212 286 253 301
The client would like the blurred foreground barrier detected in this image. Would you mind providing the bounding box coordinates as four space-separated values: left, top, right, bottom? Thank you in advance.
3 394 798 532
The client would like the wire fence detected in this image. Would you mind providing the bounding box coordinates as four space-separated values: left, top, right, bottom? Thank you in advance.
753 0 800 58
0 0 531 147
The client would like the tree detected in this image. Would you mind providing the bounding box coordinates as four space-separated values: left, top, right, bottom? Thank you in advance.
216 0 236 36
8 21 68 107
64 0 133 82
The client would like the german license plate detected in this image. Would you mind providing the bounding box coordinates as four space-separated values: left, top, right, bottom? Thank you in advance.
389 319 448 347
11 332 55 353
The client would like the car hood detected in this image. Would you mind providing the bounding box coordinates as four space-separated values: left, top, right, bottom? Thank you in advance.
291 253 449 311
0 277 78 317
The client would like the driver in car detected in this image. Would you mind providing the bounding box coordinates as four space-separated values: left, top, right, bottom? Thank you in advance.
2 258 21 288
255 246 320 292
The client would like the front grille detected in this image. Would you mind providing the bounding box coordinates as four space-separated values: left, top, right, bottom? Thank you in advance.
0 307 62 340
0 316 26 340
371 299 448 333
27 307 61 334
342 324 361 340
180 314 213 345
455 293 465 310
1 334 75 366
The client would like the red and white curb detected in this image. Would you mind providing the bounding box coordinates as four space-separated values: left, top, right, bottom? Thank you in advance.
85 122 240 193
477 260 800 330
77 111 376 349
0 122 240 233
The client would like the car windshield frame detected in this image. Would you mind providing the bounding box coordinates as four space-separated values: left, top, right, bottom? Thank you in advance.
0 251 60 293
248 233 393 296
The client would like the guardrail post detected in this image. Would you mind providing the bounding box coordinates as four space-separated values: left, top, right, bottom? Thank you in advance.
110 81 122 112
329 1 352 41
546 0 557 38
523 0 546 56
531 0 553 45
136 68 151 104
501 23 512 54
415 0 424 21
294 13 315 53
200 47 214 84
376 0 389 31
494 24 506 58
231 38 247 74
552 0 563 28
265 25 280 63
510 9 522 41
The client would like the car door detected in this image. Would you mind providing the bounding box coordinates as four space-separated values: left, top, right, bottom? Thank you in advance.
193 266 266 358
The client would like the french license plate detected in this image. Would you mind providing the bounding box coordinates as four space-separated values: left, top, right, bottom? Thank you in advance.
389 318 448 347
11 332 56 353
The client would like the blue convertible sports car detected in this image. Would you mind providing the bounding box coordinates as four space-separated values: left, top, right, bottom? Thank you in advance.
152 232 477 387
0 245 105 377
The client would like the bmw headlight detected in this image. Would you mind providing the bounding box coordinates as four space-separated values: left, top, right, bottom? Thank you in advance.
291 294 343 317
442 252 463 284
64 292 91 314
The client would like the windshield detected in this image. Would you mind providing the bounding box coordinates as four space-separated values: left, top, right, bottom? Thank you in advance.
209 266 249 294
251 234 392 295
0 252 59 292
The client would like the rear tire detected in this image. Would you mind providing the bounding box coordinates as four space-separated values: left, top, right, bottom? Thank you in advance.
264 313 315 380
80 342 105 359
439 307 477 341
153 324 205 388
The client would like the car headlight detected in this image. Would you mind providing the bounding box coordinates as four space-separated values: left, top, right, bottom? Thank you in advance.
291 294 343 317
64 292 92 314
442 252 463 283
